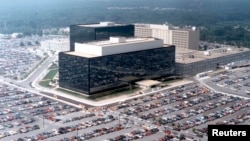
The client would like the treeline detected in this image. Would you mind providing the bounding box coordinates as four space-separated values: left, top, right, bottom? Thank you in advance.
0 0 250 46
201 26 250 48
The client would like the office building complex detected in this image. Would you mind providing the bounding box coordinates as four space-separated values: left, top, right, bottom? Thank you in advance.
135 24 200 50
70 22 134 51
59 37 175 95
59 21 250 97
175 47 250 76
41 38 69 52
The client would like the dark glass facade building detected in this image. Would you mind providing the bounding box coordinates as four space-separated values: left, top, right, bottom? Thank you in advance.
70 24 134 51
59 46 175 95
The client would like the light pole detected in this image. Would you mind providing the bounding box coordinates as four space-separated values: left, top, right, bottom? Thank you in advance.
43 115 44 128
84 133 86 140
76 125 78 137
164 126 167 138
118 113 120 127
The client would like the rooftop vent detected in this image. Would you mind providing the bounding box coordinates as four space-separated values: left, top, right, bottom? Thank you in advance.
100 22 115 26
110 37 126 43
189 54 195 58
204 51 211 56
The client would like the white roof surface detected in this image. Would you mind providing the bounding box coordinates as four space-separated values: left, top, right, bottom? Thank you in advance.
78 22 124 27
75 37 164 57
136 80 162 87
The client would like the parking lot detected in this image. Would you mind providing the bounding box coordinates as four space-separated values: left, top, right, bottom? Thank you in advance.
0 82 163 141
111 83 250 141
202 66 250 98
0 79 249 141
0 83 82 140
0 37 47 80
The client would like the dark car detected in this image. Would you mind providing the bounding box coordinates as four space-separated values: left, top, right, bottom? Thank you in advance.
32 125 40 130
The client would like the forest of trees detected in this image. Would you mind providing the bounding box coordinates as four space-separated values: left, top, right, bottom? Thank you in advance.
0 0 250 47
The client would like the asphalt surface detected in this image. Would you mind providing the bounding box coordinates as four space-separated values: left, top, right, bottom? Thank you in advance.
1 55 93 108
201 67 250 99
0 54 249 141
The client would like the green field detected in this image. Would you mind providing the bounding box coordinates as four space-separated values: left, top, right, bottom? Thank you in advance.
43 69 58 80
39 80 51 88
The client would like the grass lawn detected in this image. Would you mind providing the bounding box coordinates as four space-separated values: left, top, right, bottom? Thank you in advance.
39 80 52 88
43 69 58 80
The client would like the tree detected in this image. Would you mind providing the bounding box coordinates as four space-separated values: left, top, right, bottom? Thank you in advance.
35 41 40 45
192 128 196 133
179 134 186 140
16 34 23 38
27 42 32 46
215 45 220 48
37 30 43 36
23 31 32 36
20 41 25 46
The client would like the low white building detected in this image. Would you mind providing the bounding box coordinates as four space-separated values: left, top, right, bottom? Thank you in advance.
11 33 22 38
136 80 162 89
41 38 69 52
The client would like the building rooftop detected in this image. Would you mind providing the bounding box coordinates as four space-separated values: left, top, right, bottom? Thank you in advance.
65 51 97 58
74 37 166 57
86 37 156 46
136 80 162 87
78 22 125 28
135 23 197 31
176 47 250 64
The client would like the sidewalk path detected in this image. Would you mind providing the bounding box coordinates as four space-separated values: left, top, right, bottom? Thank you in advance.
33 78 193 107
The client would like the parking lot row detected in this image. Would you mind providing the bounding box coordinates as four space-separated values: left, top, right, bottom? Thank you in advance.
172 99 249 131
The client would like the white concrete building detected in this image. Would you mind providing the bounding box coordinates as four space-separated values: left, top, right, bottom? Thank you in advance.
41 38 69 52
135 24 200 50
11 33 22 38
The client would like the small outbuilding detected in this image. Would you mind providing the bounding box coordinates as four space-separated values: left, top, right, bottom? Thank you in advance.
136 80 162 89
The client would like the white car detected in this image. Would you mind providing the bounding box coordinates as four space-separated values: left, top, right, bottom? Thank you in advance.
0 133 5 139
12 122 21 126
9 129 18 135
0 125 4 130
52 129 60 135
